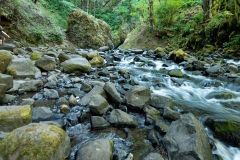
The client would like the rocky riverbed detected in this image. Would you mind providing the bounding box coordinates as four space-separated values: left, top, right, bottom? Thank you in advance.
0 43 240 160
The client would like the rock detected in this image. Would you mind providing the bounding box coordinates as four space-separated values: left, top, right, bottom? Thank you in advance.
67 9 114 49
6 58 36 78
163 113 213 160
90 116 110 130
43 88 59 99
227 64 238 73
168 69 183 77
109 109 139 127
69 94 77 106
88 94 109 115
143 105 161 125
32 107 56 122
192 60 207 70
149 94 173 109
0 73 13 90
141 152 164 160
56 97 69 106
7 80 43 93
103 82 123 105
154 121 170 134
147 130 161 146
0 50 13 73
76 139 114 160
61 58 91 73
58 52 70 62
205 91 237 99
205 118 240 147
99 46 110 51
60 104 70 114
0 123 70 160
80 85 107 106
35 55 56 71
206 64 223 75
87 51 99 59
81 82 92 92
30 52 41 60
89 56 105 67
125 85 151 110
21 98 35 106
0 84 7 100
0 44 15 51
168 49 190 63
0 105 32 132
163 107 181 120
44 81 57 89
0 94 16 104
131 49 144 54
0 131 9 140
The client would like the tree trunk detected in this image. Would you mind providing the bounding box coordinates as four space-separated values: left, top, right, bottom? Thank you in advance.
149 0 154 31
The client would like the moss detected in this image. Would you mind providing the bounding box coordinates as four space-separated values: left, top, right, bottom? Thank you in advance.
214 121 240 133
0 124 68 160
6 67 17 77
89 57 104 65
154 47 166 53
30 52 41 61
202 44 215 53
0 51 12 73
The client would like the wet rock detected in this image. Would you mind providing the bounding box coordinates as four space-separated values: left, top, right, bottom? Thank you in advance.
149 94 173 109
44 81 57 89
35 55 56 71
131 49 144 54
141 152 164 160
143 105 161 125
0 94 16 104
227 64 238 73
206 64 223 75
104 82 123 105
66 112 80 126
0 131 9 140
98 68 109 76
205 118 240 147
6 58 36 78
61 58 91 73
90 116 110 130
163 113 213 160
32 107 56 122
147 130 161 146
0 73 13 90
125 85 151 110
0 105 32 132
81 82 92 92
99 46 110 52
88 94 109 115
205 91 237 99
192 60 207 70
163 107 181 120
60 104 70 114
0 123 71 160
43 88 59 99
168 69 183 77
76 139 114 160
109 109 139 127
0 44 15 51
32 93 44 100
154 121 170 134
0 84 7 100
21 98 35 106
89 56 105 67
0 50 13 73
69 94 77 106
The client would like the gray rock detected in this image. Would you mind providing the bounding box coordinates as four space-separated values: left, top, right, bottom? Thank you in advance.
0 43 15 51
227 64 238 73
43 88 59 99
0 73 13 90
61 58 91 73
99 46 110 51
0 131 9 140
88 94 109 115
81 82 92 92
21 98 35 106
109 109 139 127
32 107 55 122
163 113 213 160
69 94 77 106
149 94 173 109
125 85 151 110
141 152 164 160
0 50 13 73
104 82 123 105
0 123 71 160
56 97 69 106
0 84 7 100
44 81 57 89
154 121 170 134
163 107 181 120
143 105 161 125
90 116 110 130
0 94 16 104
206 64 223 75
58 52 70 62
10 79 43 92
168 69 183 77
6 58 36 78
36 55 56 71
76 139 114 160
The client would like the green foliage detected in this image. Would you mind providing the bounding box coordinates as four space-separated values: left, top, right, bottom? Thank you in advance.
223 33 240 48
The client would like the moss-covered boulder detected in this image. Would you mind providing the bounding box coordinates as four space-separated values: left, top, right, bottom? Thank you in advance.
168 69 183 77
0 105 32 132
67 9 114 49
30 52 41 61
6 58 36 78
205 91 237 99
0 50 12 73
168 49 190 63
205 118 240 147
35 55 56 71
89 57 105 67
61 58 91 73
0 0 64 45
76 139 113 160
0 123 71 160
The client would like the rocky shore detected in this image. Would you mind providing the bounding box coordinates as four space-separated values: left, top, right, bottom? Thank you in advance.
0 43 240 160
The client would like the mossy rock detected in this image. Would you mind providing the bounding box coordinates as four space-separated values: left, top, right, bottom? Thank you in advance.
168 69 183 77
89 57 105 66
30 52 41 61
0 105 32 132
205 91 237 99
154 47 166 53
169 49 190 63
0 50 12 73
0 123 71 160
87 51 99 59
61 58 91 73
202 45 215 54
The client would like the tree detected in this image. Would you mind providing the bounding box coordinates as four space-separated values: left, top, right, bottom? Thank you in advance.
148 0 154 31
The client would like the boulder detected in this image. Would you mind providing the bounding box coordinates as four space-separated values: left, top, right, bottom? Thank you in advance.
30 52 42 60
168 69 183 77
205 91 237 100
43 88 59 99
88 94 109 115
143 105 161 125
168 49 190 63
89 56 105 67
32 107 57 122
90 116 110 130
141 152 164 160
206 64 223 75
163 113 213 160
7 79 43 93
35 55 56 71
0 73 13 90
0 44 15 51
149 94 173 109
6 58 36 78
109 109 139 127
58 52 70 62
76 139 113 160
0 84 7 100
61 58 91 73
163 107 181 120
0 105 32 132
125 85 151 110
0 50 12 73
0 123 70 160
103 82 123 105
67 9 114 49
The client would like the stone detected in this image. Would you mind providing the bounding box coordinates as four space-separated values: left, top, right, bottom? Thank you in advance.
56 97 69 106
58 52 70 62
89 56 105 67
0 50 12 73
143 105 161 125
60 105 70 114
141 152 164 160
149 94 173 109
163 113 213 160
109 109 139 127
0 105 32 132
35 55 56 71
154 121 170 134
43 88 59 99
163 107 181 120
32 107 56 122
76 139 114 160
88 94 109 115
125 85 151 110
0 84 7 100
0 74 13 90
103 82 123 105
168 69 183 77
0 123 70 160
61 58 91 73
168 49 190 63
227 64 238 73
90 116 110 130
99 46 110 51
69 94 77 106
205 91 237 100
0 44 15 51
0 94 16 104
206 64 222 74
